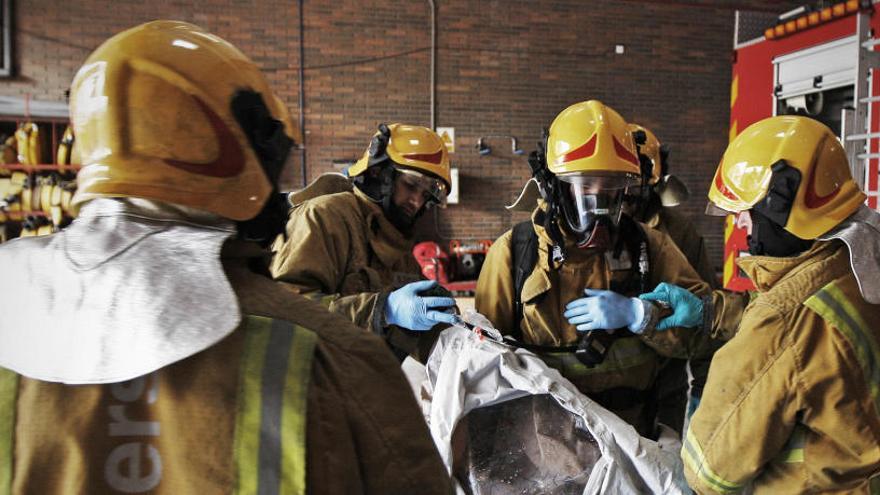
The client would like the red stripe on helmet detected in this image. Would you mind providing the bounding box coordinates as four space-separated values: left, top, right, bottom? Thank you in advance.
556 133 597 165
613 137 639 166
164 97 245 177
403 150 444 164
714 169 741 202
803 160 840 209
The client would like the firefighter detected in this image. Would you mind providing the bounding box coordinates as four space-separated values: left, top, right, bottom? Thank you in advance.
681 116 880 494
626 123 720 432
271 123 457 360
625 123 716 285
0 21 452 494
475 100 713 438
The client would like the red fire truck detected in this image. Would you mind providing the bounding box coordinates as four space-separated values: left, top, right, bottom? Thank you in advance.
726 0 880 290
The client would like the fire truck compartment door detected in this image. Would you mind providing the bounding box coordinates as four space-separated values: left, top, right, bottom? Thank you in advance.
774 35 857 99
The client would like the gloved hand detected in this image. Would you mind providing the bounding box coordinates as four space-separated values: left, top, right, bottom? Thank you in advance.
563 288 647 333
385 280 458 331
686 395 701 421
638 282 703 331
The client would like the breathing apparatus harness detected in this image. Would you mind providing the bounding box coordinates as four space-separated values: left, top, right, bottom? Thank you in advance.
510 135 651 368
527 130 568 264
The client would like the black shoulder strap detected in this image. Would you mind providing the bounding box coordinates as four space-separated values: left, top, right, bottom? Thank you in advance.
611 215 651 295
511 220 538 337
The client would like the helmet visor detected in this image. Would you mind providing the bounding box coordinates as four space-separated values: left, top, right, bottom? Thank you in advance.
397 168 448 206
704 201 733 217
559 174 638 233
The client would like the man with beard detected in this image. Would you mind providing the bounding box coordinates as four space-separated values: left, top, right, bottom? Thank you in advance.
271 124 457 359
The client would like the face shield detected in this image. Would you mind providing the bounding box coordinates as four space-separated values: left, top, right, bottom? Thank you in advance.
396 168 448 208
385 167 449 235
558 174 640 236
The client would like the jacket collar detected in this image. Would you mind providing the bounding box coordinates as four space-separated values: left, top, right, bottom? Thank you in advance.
737 240 842 293
352 188 413 267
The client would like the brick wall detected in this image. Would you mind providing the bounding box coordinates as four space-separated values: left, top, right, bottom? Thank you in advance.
5 0 802 272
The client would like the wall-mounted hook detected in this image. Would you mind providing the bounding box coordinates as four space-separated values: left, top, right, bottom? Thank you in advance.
476 135 525 156
476 137 491 156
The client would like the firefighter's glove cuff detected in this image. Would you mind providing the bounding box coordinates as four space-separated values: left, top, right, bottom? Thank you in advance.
385 280 458 331
563 289 647 333
638 282 703 331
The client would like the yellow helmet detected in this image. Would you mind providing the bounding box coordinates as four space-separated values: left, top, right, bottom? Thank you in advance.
70 20 296 221
349 123 451 191
546 100 641 179
627 123 662 185
708 116 865 240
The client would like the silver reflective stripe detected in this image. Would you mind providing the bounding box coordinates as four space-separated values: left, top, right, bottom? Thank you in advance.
806 282 880 416
258 319 296 495
234 316 314 495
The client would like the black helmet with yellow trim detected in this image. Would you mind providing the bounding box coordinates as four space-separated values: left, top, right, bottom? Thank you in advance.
543 100 641 250
349 123 450 232
69 20 296 243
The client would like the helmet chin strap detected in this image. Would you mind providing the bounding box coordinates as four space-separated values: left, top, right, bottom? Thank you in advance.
545 177 568 263
355 164 426 235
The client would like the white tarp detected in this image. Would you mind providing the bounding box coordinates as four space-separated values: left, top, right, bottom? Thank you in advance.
406 312 689 494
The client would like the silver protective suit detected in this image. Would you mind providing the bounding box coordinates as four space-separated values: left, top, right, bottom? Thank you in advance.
409 312 690 494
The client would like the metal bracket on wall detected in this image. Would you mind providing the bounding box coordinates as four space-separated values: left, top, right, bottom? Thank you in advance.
475 135 524 156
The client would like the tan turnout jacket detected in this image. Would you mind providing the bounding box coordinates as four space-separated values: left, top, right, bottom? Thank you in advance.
475 207 712 435
271 189 425 353
3 248 452 495
647 207 717 289
684 240 880 494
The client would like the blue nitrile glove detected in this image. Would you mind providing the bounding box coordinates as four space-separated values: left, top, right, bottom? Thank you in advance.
638 282 703 331
385 280 458 331
563 288 647 333
686 395 701 421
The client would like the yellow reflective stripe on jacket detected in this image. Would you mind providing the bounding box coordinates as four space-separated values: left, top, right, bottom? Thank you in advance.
777 425 806 463
805 281 880 416
0 368 18 495
234 316 317 495
683 427 744 494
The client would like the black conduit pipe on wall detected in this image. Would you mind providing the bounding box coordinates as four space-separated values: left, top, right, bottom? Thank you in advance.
428 0 437 130
298 0 308 187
